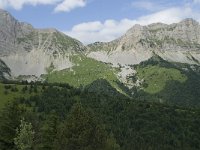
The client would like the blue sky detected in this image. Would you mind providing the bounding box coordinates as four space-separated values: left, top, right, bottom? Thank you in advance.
1 0 200 44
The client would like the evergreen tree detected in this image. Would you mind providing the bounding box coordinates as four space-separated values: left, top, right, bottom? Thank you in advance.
37 112 59 150
105 133 120 150
14 119 35 150
21 86 28 93
0 102 22 150
54 103 108 150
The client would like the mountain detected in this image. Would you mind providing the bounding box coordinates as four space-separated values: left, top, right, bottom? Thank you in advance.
87 18 200 66
86 19 200 106
0 9 86 79
0 9 200 106
1 10 200 150
0 9 125 94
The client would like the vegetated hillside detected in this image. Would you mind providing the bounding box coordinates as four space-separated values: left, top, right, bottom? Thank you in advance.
1 55 200 108
44 56 118 86
0 8 200 150
84 79 126 97
0 81 200 150
43 55 128 95
132 55 200 107
0 9 200 108
0 81 43 109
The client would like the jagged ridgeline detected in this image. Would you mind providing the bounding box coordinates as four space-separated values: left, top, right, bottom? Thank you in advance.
0 9 121 92
1 9 200 150
0 9 200 107
87 19 200 65
0 9 86 79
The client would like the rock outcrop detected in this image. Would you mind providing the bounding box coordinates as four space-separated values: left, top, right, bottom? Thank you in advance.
87 18 200 65
0 9 86 78
0 8 200 82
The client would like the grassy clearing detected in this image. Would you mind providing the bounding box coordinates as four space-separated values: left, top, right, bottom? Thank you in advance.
136 65 187 94
0 83 41 109
45 55 118 87
44 55 129 95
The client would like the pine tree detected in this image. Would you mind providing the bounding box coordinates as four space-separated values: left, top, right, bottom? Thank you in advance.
38 112 59 150
54 103 108 150
0 102 22 150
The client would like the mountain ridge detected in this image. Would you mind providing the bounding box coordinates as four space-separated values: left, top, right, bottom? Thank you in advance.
0 9 86 78
87 18 200 66
0 9 200 96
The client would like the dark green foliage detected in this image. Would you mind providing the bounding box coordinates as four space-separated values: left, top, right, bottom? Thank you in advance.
21 86 28 93
133 55 200 107
85 79 125 97
0 80 200 150
4 85 12 90
54 103 108 150
138 54 173 68
157 74 200 107
33 85 38 93
35 87 76 118
11 86 19 92
4 90 8 95
0 102 23 150
36 112 59 150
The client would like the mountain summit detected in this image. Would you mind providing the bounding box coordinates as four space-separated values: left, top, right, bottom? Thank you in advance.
0 9 86 78
87 18 200 65
0 9 200 83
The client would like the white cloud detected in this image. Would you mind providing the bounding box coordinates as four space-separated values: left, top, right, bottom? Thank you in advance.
71 21 103 32
54 0 86 12
0 0 87 12
136 7 189 25
65 6 200 44
66 19 136 44
0 0 61 10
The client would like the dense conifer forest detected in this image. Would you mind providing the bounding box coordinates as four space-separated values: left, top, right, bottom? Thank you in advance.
0 80 200 150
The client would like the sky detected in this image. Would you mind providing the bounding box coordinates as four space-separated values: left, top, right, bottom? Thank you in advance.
0 0 200 44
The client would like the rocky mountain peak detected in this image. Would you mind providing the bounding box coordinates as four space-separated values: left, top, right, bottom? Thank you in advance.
0 8 17 27
87 18 200 66
125 24 144 36
121 24 147 43
179 18 199 26
121 18 200 45
0 9 87 77
0 8 11 16
123 18 200 40
147 23 168 30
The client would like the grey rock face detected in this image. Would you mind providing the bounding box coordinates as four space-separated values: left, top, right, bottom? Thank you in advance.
0 59 11 80
0 9 200 81
87 18 200 65
0 9 86 77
